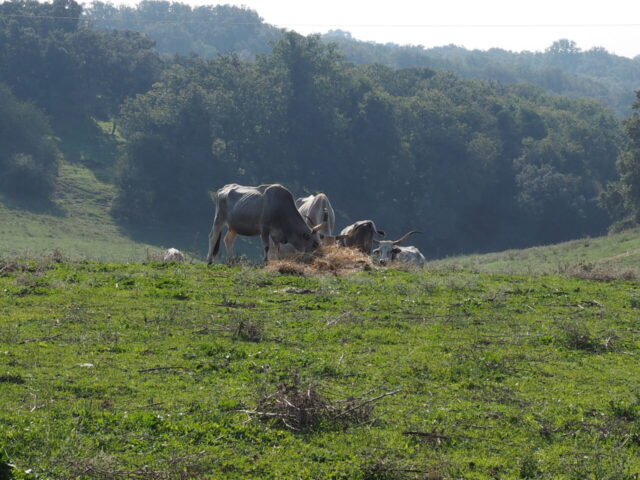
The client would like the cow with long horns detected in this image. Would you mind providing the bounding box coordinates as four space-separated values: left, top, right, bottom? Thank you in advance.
372 230 425 266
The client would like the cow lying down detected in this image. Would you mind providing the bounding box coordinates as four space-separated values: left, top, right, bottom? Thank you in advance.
372 231 426 266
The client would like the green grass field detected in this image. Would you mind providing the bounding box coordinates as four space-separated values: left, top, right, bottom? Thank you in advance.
428 229 640 277
0 161 163 262
2 258 640 479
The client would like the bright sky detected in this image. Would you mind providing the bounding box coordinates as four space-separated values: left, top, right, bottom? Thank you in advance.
173 0 640 58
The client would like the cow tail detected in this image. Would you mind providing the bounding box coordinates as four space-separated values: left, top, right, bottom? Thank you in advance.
211 231 222 258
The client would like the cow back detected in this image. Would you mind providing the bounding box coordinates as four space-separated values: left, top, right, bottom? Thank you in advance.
219 184 266 237
297 193 335 236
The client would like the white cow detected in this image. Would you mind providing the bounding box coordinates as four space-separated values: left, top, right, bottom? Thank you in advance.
163 248 185 263
296 193 335 237
372 231 425 266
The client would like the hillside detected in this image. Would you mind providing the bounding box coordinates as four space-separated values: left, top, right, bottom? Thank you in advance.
0 161 163 261
1 261 640 478
428 228 640 276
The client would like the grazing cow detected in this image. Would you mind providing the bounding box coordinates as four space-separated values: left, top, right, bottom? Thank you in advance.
338 220 385 254
372 231 425 266
163 248 185 263
206 184 323 264
269 193 336 259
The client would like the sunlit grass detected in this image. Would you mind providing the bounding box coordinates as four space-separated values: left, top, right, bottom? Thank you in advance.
1 260 639 479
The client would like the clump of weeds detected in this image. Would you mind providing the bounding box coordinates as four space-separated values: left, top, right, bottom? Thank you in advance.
244 372 399 432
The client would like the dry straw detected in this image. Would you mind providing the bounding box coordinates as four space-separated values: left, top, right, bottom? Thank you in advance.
265 245 372 276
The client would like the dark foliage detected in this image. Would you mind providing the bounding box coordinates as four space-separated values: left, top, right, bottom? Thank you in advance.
114 33 622 256
607 92 640 224
0 0 162 122
0 84 59 199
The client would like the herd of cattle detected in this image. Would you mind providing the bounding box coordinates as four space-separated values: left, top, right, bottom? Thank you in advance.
187 183 427 267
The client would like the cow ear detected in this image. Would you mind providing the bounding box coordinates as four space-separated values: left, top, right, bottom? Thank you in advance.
392 247 402 254
372 248 380 255
376 229 385 237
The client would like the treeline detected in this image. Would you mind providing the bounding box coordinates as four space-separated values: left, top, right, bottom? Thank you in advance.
327 35 640 118
114 33 622 256
85 2 640 117
85 0 281 59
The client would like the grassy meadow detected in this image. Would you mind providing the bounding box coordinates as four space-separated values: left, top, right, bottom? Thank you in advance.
429 229 640 277
1 255 640 479
0 161 165 262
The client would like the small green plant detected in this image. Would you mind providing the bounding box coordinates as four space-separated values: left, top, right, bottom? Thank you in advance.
559 322 615 353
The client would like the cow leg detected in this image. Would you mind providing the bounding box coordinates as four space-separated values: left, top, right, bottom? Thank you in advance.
261 230 271 262
224 229 237 261
206 219 225 265
271 241 281 260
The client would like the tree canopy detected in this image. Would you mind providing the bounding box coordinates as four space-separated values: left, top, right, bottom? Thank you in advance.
113 33 623 256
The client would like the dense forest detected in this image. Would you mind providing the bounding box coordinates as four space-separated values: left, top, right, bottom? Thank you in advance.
1 0 639 257
86 1 640 118
326 34 640 118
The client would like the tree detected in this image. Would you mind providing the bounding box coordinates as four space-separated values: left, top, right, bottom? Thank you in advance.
0 83 59 199
612 91 640 220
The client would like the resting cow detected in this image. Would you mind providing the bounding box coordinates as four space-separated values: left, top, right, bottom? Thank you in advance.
206 183 323 263
163 248 185 263
338 220 385 254
372 231 425 266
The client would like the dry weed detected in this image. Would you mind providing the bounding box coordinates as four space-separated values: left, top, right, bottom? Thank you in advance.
242 373 399 432
559 262 637 281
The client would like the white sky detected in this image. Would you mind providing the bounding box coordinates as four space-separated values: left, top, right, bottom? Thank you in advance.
170 0 640 58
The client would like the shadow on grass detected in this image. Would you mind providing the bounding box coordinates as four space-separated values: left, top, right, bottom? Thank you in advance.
55 116 120 184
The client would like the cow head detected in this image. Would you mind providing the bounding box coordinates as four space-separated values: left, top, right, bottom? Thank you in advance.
373 230 420 265
287 219 322 253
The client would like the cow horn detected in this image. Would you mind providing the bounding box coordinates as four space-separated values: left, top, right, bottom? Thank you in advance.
311 223 324 233
393 230 420 245
305 215 314 227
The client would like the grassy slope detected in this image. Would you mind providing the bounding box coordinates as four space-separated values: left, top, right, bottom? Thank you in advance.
428 228 640 275
1 261 640 479
0 161 164 262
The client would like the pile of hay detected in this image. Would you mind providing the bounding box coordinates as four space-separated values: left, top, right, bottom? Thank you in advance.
265 245 372 276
